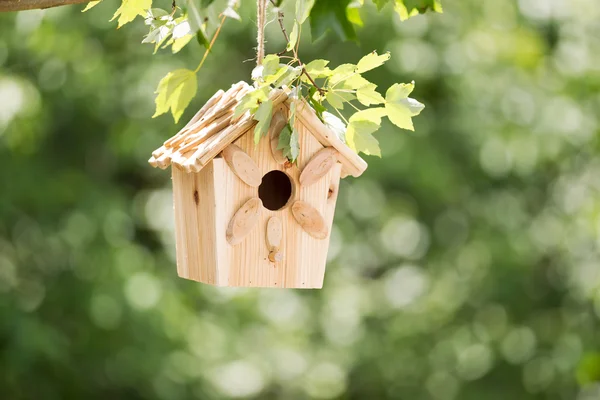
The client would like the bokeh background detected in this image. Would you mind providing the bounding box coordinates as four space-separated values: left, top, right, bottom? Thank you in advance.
2 0 600 399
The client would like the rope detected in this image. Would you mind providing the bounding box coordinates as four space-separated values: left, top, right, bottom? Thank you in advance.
256 0 267 66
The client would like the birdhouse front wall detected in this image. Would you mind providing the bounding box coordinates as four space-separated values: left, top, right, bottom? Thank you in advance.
171 103 342 288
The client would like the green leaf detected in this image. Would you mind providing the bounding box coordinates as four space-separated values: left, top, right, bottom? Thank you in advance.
172 19 191 38
403 0 443 13
346 0 363 26
171 34 194 53
356 51 391 73
263 66 289 85
200 0 215 7
253 100 273 144
309 0 356 41
111 0 152 28
146 7 168 21
143 25 172 53
357 83 385 106
287 22 299 52
295 0 315 24
373 0 390 11
289 128 300 161
394 0 443 21
153 69 198 123
308 86 326 119
257 62 301 88
144 13 193 54
277 124 300 162
278 123 292 150
196 29 210 49
384 82 425 131
304 59 331 79
233 86 269 119
273 66 302 88
340 74 369 89
328 63 356 86
262 55 280 77
82 0 101 12
346 108 387 156
372 0 442 20
326 91 345 109
289 96 297 127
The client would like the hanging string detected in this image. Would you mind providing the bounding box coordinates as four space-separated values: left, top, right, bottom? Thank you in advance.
256 0 267 66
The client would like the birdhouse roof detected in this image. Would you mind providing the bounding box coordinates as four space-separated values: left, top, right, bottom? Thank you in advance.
149 81 367 177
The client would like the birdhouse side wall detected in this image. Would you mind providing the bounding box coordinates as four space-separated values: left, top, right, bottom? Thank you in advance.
171 163 220 284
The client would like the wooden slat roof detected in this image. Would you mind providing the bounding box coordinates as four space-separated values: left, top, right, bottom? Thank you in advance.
149 81 367 177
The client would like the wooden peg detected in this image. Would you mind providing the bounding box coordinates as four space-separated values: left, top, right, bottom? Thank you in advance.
221 144 262 187
226 198 262 245
291 201 328 240
269 110 288 165
266 217 283 263
299 147 338 187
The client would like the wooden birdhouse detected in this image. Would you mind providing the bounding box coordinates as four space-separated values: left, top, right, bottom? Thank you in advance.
149 81 367 288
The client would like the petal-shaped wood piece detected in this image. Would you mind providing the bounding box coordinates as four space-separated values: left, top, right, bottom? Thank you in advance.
299 147 338 187
291 201 328 240
266 217 283 263
226 198 262 245
269 110 288 165
221 144 262 187
266 217 283 249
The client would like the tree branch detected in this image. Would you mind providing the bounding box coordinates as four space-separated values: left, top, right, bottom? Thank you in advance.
269 0 325 95
0 0 90 12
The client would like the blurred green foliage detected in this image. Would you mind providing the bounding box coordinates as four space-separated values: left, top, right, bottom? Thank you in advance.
1 0 600 399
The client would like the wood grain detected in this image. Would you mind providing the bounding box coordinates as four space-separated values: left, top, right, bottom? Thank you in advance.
291 98 368 178
170 106 342 288
299 147 338 187
221 144 262 187
0 0 89 11
226 197 262 245
291 200 328 240
266 216 283 263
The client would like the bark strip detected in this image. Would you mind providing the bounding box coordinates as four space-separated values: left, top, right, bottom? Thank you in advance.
0 0 91 12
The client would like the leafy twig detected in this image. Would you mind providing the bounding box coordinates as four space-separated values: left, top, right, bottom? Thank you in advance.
194 15 227 73
269 0 325 95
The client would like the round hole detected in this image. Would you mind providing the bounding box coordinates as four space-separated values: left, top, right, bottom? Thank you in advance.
258 170 293 211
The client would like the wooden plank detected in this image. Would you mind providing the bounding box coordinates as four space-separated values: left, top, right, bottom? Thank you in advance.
179 82 248 137
226 197 263 245
167 89 224 144
299 147 338 187
171 165 218 284
221 144 262 187
291 200 328 240
266 216 283 263
177 110 233 154
191 89 288 170
266 216 283 249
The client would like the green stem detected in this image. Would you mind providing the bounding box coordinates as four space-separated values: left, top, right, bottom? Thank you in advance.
194 15 226 73
332 106 349 125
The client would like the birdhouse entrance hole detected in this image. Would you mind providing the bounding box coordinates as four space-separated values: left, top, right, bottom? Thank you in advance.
259 170 293 211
